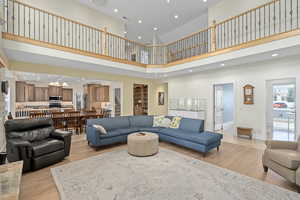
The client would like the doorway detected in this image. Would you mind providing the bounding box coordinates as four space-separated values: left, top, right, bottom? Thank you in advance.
266 79 296 141
213 83 234 132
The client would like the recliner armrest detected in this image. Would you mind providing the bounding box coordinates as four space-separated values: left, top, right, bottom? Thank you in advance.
50 129 72 140
50 129 72 157
265 140 298 150
8 139 32 147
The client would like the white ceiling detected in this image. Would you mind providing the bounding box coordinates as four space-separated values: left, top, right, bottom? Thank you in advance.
76 0 222 43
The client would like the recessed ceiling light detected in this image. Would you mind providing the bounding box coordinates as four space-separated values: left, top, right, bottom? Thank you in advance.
203 0 207 2
138 20 142 24
189 69 193 72
138 36 142 40
113 8 119 13
124 31 127 34
174 15 179 19
272 53 279 57
220 63 225 66
166 0 170 3
153 27 158 31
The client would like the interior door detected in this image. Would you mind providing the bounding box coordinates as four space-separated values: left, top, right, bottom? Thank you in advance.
214 85 224 131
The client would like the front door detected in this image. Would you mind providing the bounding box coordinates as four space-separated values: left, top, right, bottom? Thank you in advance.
267 79 296 141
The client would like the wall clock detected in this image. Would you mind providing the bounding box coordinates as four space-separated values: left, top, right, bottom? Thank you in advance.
243 84 254 104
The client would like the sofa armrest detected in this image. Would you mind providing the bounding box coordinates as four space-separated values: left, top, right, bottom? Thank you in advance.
265 140 298 150
50 130 72 156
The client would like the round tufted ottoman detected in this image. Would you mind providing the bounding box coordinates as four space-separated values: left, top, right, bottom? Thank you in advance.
127 132 159 157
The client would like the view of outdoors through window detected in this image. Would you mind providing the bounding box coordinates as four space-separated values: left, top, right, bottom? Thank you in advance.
272 84 296 141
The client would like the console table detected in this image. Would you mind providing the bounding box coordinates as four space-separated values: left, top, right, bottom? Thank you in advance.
0 161 23 200
237 127 253 139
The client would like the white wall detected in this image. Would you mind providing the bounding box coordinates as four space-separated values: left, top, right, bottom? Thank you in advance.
208 0 270 25
167 55 300 140
160 13 208 43
19 0 125 36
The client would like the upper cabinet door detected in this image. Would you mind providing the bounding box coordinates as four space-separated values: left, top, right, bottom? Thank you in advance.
27 84 35 102
101 86 110 102
49 86 63 97
62 88 73 101
16 81 26 102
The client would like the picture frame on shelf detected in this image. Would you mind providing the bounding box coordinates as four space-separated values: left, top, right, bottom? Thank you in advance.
158 92 165 105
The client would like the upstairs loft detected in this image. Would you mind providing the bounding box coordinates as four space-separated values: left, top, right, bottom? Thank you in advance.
2 0 300 71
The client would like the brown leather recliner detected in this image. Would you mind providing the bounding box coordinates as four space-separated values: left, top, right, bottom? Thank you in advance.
262 137 300 192
5 118 72 172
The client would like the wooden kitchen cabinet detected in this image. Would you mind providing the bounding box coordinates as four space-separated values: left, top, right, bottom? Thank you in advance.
84 84 110 111
62 88 73 101
34 87 48 101
48 86 63 97
16 81 26 102
95 86 110 102
101 86 109 102
27 84 35 102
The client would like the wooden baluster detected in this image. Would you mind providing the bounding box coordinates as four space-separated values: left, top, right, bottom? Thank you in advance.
211 20 217 52
102 27 107 56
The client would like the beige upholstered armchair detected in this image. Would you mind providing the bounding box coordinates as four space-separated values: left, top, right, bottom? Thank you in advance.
262 137 300 192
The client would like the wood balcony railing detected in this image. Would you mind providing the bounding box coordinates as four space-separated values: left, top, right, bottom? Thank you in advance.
2 0 300 68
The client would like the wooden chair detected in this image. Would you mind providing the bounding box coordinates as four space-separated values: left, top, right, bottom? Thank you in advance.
29 112 47 119
51 111 65 130
65 111 81 134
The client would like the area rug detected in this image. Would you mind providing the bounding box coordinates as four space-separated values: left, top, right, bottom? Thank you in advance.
51 148 300 200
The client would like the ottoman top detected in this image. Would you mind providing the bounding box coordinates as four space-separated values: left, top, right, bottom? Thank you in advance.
128 132 158 141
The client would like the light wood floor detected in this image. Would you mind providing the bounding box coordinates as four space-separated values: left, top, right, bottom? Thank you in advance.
20 135 298 200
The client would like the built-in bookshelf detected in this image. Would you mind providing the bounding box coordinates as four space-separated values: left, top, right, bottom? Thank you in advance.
133 84 148 115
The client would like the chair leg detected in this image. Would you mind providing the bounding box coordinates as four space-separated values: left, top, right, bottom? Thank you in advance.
297 185 300 193
217 146 220 152
263 166 268 173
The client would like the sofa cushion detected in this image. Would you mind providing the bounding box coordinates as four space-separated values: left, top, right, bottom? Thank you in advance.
160 129 222 145
9 126 54 142
169 117 182 129
93 124 107 135
129 115 153 128
31 138 64 157
179 118 204 132
139 127 164 133
266 149 300 170
87 117 130 131
99 128 139 139
153 116 165 127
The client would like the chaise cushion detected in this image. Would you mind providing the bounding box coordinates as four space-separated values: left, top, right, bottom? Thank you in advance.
129 116 153 128
179 118 204 132
160 129 222 145
139 127 164 133
266 149 300 170
31 138 64 157
99 128 139 139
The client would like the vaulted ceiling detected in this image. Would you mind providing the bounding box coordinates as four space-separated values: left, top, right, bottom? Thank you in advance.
76 0 222 44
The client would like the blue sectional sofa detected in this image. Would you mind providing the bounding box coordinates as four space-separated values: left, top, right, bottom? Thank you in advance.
86 116 223 155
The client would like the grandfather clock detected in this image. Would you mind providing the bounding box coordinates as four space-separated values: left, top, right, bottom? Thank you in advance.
243 84 254 105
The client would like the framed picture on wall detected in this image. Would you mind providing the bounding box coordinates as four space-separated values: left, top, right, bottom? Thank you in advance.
158 92 165 105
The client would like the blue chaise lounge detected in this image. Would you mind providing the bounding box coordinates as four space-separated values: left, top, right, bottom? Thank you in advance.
86 115 223 156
